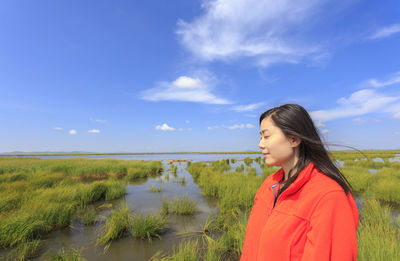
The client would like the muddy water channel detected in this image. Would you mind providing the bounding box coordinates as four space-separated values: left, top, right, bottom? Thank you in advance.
32 161 218 260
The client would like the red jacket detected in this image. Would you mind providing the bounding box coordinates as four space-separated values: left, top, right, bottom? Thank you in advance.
240 161 359 261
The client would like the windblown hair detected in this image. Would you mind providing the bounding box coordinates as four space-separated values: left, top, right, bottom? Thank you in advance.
259 104 354 196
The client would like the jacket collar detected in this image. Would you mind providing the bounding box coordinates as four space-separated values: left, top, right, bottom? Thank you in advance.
271 161 316 197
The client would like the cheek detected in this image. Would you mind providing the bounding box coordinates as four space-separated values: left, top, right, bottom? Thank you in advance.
269 140 293 158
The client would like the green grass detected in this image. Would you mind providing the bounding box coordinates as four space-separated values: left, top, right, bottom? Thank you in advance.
97 206 167 248
82 207 97 225
173 177 186 185
357 198 400 260
163 196 198 215
150 184 165 193
169 239 200 261
45 247 87 261
129 213 166 241
0 158 160 249
97 206 131 248
5 239 41 261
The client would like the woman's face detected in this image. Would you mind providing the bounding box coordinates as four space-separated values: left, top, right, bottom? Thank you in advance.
259 116 297 167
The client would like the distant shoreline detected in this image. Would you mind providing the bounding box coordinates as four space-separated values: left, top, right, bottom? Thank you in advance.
0 150 399 157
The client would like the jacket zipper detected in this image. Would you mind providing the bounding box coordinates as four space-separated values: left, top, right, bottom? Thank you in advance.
270 182 280 212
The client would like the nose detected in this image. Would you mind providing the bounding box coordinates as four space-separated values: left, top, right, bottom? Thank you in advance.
259 138 265 150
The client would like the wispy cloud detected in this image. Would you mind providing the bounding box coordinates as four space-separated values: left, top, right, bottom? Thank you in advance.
90 118 107 123
88 129 100 133
363 71 400 88
208 123 254 130
228 123 255 130
310 89 399 122
383 103 400 120
178 128 192 131
352 117 367 124
176 0 325 67
53 127 62 131
141 76 231 104
69 129 77 135
155 123 175 131
315 121 325 128
185 120 190 124
231 102 265 112
369 23 400 40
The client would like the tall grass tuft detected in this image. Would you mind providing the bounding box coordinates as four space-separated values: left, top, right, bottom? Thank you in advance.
129 213 166 241
163 196 198 215
5 239 41 261
45 247 87 261
357 198 400 260
97 206 131 248
169 239 200 261
82 207 97 225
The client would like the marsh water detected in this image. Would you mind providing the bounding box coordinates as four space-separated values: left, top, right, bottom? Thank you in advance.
2 153 400 260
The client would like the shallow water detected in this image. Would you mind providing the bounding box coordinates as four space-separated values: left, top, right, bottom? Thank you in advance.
30 161 219 261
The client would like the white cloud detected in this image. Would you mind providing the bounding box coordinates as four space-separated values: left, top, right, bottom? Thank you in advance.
53 127 62 130
227 123 255 130
185 120 190 124
88 129 100 133
208 123 254 130
176 0 325 66
155 123 175 131
364 71 400 88
141 76 231 104
310 89 399 122
352 118 367 124
370 23 400 40
178 128 192 131
315 121 325 128
69 129 77 135
231 102 265 112
90 118 106 123
320 129 329 133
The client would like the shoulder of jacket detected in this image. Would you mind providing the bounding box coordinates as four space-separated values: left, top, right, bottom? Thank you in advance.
305 169 345 195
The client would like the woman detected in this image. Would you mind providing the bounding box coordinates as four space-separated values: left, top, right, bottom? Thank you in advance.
240 104 359 261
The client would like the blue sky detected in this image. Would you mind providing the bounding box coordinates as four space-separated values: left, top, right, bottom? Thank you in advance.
1 0 400 153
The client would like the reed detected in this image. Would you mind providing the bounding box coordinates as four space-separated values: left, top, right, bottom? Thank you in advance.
0 158 157 249
163 196 198 215
150 184 164 193
170 164 178 177
5 239 41 261
169 239 200 261
173 177 186 185
129 213 166 241
246 167 257 177
82 207 97 225
96 206 131 248
357 198 400 260
45 247 87 261
243 157 253 167
235 164 244 173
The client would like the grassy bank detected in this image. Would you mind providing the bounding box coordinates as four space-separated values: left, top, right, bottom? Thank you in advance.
0 158 162 256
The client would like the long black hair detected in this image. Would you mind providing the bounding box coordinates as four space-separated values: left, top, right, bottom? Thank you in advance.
259 103 354 196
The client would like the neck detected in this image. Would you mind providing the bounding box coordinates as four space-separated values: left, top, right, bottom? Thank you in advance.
282 153 299 181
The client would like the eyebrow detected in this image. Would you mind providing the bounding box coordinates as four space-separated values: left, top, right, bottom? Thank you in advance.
260 129 270 135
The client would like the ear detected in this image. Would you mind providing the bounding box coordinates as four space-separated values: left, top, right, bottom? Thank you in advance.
289 136 301 148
